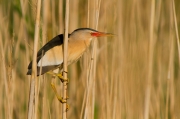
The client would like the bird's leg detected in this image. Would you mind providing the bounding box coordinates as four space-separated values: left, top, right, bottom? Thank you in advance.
51 82 68 103
48 71 69 110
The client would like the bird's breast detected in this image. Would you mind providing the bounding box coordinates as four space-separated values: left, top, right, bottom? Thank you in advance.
68 39 91 64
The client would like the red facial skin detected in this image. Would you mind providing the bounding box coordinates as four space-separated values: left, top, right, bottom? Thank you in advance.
91 32 104 37
91 32 114 37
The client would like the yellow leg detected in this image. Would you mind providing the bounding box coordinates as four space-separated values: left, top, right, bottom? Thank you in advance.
51 82 67 103
51 82 70 110
48 71 69 110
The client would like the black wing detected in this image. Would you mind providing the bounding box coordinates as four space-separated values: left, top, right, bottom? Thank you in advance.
27 34 70 75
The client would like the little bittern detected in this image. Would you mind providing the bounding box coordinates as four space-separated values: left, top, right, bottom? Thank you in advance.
27 28 113 76
27 28 113 103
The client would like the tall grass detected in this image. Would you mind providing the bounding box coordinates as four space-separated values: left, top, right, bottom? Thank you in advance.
0 0 180 119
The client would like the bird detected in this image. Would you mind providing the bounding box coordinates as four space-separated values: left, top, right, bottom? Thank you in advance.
27 28 114 77
27 28 113 103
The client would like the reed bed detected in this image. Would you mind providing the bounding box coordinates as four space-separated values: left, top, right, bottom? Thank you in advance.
0 0 180 119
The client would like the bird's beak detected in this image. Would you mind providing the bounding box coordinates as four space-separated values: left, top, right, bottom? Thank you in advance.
91 32 115 37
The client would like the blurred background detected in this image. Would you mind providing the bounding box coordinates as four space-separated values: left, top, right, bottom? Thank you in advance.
0 0 180 119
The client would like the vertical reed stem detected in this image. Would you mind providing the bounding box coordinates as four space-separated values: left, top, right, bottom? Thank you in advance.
27 0 41 119
84 0 101 118
144 0 155 119
172 0 180 63
62 0 69 118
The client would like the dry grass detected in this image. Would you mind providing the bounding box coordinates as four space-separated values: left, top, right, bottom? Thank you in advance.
0 0 180 119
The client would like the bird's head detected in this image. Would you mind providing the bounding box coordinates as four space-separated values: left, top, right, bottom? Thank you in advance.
71 28 114 41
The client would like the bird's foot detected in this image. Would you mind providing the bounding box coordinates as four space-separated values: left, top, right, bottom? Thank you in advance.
51 82 69 103
56 73 69 83
66 104 70 111
47 72 69 83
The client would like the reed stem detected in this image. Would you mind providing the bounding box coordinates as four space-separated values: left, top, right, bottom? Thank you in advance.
27 0 41 118
62 0 69 118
